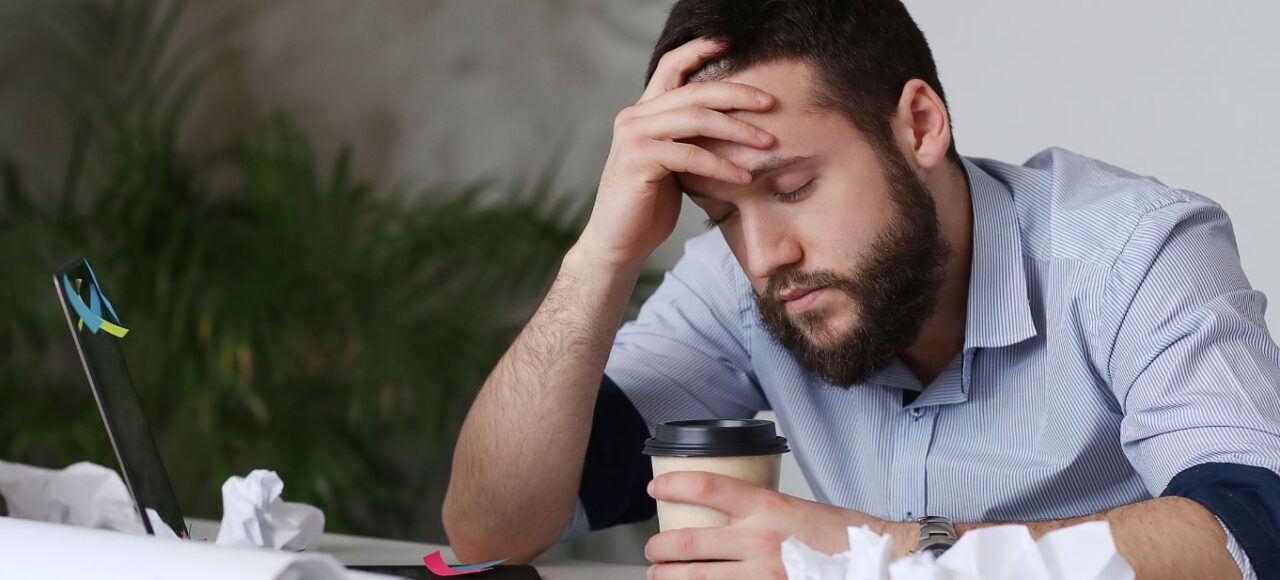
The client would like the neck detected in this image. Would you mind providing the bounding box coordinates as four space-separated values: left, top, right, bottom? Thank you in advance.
900 160 973 387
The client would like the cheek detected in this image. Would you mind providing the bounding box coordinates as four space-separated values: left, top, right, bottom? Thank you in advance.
801 195 895 266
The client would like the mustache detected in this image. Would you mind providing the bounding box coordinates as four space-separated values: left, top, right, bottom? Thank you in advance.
760 268 862 305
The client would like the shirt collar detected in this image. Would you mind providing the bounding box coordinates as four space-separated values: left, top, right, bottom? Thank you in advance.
960 156 1037 350
863 157 1036 392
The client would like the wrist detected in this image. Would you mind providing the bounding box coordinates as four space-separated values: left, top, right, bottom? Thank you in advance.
564 242 647 280
873 519 921 559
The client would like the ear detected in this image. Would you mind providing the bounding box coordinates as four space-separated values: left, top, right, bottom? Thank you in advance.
891 79 952 172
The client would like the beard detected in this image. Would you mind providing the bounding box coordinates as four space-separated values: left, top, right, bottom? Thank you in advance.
757 149 952 388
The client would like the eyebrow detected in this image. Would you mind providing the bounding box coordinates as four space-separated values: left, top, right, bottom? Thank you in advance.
683 155 813 199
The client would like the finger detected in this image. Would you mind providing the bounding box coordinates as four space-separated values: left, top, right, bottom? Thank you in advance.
649 560 758 580
640 37 727 103
626 107 773 148
649 471 762 519
645 527 753 563
644 142 751 185
629 81 774 118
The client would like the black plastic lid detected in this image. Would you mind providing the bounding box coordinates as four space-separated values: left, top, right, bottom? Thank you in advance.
643 419 790 457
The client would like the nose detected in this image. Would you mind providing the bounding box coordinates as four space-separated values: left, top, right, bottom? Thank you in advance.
738 209 802 283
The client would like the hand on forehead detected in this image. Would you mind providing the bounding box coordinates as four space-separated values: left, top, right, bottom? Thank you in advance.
674 60 844 198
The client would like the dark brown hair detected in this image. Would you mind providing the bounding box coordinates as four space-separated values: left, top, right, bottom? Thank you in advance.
648 0 960 167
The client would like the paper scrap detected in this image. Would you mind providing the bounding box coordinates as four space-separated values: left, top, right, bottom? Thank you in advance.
781 521 1133 580
215 470 324 551
0 460 144 534
146 507 182 540
62 265 129 338
422 550 507 576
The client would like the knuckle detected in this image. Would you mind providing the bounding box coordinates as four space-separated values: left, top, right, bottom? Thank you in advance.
679 80 707 96
694 474 718 498
685 106 708 125
615 119 638 140
679 143 700 165
675 531 697 557
658 49 678 69
736 82 762 100
613 107 634 130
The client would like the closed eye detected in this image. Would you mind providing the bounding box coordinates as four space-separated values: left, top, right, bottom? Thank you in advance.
702 181 814 229
775 180 814 202
703 210 735 229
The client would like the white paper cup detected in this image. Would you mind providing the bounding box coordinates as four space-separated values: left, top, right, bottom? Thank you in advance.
643 419 789 531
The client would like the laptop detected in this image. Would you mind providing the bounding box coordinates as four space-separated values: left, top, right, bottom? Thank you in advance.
54 257 540 579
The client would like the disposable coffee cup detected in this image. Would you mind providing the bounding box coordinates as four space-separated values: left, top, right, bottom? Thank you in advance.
643 419 790 531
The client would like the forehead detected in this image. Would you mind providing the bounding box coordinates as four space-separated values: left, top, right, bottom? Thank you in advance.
677 59 873 194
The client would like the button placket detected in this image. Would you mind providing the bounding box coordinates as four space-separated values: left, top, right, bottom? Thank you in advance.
895 404 937 521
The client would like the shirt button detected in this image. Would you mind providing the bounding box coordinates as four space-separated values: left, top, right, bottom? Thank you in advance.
909 407 925 419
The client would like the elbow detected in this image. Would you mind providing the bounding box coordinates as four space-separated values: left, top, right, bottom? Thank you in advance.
442 491 554 565
440 490 485 561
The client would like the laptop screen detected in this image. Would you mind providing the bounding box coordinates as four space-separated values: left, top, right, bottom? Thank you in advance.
53 258 188 537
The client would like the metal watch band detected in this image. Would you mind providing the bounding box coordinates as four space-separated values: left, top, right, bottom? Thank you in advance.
913 515 958 557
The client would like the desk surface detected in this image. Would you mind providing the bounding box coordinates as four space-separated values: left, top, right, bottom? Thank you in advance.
187 519 647 580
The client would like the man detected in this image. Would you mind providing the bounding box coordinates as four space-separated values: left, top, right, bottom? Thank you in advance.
443 1 1280 578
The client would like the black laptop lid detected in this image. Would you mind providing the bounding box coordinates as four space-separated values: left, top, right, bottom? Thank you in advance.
53 258 188 537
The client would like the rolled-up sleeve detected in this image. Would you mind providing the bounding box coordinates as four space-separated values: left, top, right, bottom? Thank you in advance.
1102 197 1280 577
555 231 767 543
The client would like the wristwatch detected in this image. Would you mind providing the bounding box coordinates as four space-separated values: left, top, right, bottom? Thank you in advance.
913 515 958 557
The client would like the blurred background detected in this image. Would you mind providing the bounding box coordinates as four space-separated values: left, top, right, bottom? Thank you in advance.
1 0 1277 566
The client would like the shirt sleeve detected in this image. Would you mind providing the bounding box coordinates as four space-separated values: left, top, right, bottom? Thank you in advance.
1218 514 1258 580
1100 197 1280 577
555 231 768 543
604 231 767 423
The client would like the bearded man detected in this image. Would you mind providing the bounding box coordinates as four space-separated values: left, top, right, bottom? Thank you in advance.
444 1 1280 578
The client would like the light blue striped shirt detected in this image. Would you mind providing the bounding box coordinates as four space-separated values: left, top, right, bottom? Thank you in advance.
561 147 1280 577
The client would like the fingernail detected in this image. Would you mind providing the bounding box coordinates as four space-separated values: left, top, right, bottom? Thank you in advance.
756 91 770 104
647 565 656 580
757 130 772 143
647 480 655 495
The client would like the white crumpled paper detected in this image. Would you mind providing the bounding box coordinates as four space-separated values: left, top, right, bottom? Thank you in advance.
0 461 323 551
215 469 324 551
0 460 145 534
782 522 1134 580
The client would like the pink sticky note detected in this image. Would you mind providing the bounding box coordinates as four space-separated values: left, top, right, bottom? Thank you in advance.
422 550 507 576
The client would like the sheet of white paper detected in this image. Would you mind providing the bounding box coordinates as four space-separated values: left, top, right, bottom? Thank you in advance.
0 515 362 580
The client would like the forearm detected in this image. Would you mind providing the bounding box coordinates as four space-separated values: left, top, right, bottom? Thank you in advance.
443 245 643 563
883 497 1238 579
